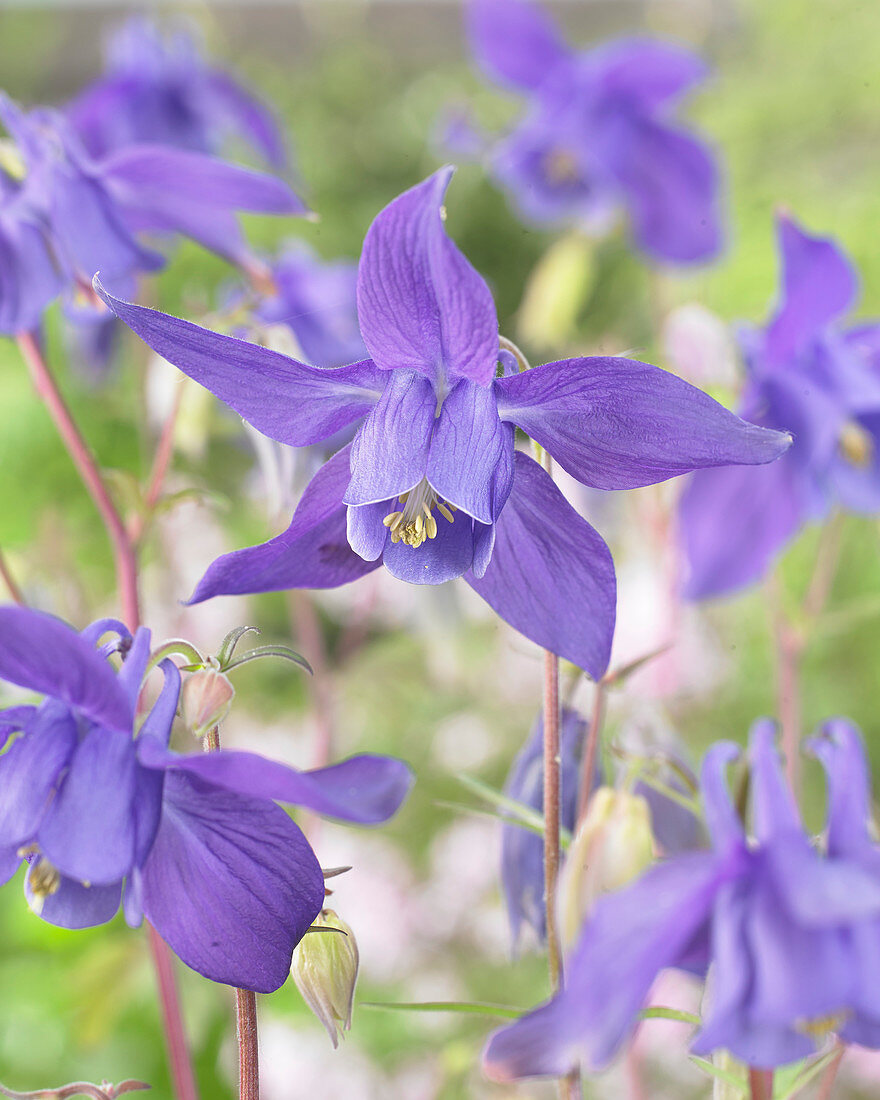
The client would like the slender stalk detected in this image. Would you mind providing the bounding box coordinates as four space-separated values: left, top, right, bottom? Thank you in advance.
17 332 140 631
748 1067 773 1100
576 679 606 826
543 648 563 992
130 384 184 544
816 1045 845 1100
18 330 197 1098
146 925 200 1100
235 989 260 1100
205 726 260 1099
773 602 803 795
0 548 25 604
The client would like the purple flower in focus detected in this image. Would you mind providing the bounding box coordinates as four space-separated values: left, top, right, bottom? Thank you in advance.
465 0 723 264
501 707 587 951
96 168 788 678
0 91 304 319
255 243 367 369
0 606 413 992
67 16 287 169
680 215 880 598
484 721 880 1079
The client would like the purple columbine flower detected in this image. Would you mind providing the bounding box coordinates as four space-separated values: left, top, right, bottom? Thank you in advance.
0 605 413 992
96 168 788 679
680 214 880 598
483 721 880 1079
465 0 723 264
0 92 304 312
501 707 587 951
255 242 367 369
66 16 287 169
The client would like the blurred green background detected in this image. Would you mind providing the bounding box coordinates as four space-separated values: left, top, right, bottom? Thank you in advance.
1 0 879 1097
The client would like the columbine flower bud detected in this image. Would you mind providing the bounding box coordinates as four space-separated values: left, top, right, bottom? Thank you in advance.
291 909 359 1048
558 787 655 949
181 668 234 738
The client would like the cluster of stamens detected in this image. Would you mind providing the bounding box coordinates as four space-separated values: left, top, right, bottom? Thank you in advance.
18 845 61 915
839 420 873 468
382 479 456 549
795 1010 849 1040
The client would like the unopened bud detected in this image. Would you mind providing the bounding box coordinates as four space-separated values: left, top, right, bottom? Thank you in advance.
291 909 359 1047
558 787 655 949
181 668 234 737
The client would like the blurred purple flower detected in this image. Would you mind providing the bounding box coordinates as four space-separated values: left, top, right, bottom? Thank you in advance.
255 243 367 369
0 605 413 992
96 168 789 678
0 91 304 323
465 0 723 264
680 215 880 598
501 707 587 951
484 721 880 1079
67 16 287 169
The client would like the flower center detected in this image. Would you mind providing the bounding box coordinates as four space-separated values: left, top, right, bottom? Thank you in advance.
24 853 61 915
543 148 581 187
795 1010 849 1041
382 478 456 549
839 420 873 468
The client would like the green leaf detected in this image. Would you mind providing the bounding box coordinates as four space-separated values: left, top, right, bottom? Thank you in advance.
222 644 312 675
689 1055 748 1094
639 1006 701 1026
360 1000 524 1020
773 1048 840 1100
455 773 573 845
146 639 206 676
216 625 261 668
434 799 547 840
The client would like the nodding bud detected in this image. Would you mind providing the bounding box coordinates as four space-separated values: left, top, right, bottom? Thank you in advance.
558 787 655 949
181 668 234 738
291 909 359 1048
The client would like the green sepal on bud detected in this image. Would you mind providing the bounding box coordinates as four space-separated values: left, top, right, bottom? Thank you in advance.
291 909 359 1048
180 667 235 738
558 787 655 949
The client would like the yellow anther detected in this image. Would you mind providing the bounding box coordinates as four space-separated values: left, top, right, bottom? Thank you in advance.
381 478 456 551
839 421 873 468
382 511 403 530
436 502 455 523
795 1011 849 1040
27 856 61 916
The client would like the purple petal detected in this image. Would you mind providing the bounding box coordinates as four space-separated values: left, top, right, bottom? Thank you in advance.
0 606 131 732
381 505 476 584
190 446 380 602
428 380 515 523
766 214 858 362
95 280 384 447
142 771 324 992
0 702 77 848
466 0 571 92
699 742 744 854
0 705 36 752
138 740 413 824
484 852 722 1078
115 625 152 710
0 846 21 887
748 720 802 842
465 451 615 679
679 457 806 599
0 211 62 335
809 719 875 857
497 356 792 491
203 70 289 169
593 38 708 107
28 871 122 930
38 727 137 884
606 115 722 264
346 500 390 561
356 168 499 389
345 371 434 505
132 660 182 864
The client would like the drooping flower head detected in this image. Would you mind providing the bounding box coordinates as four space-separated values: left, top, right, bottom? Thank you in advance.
465 0 723 264
483 720 880 1079
0 91 304 336
67 16 287 168
97 167 789 679
0 606 413 992
680 215 880 597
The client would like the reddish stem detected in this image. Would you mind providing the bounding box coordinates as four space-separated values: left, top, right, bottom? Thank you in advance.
235 990 260 1100
748 1067 773 1100
146 924 200 1100
17 332 140 631
543 649 563 991
816 1045 845 1100
130 385 184 543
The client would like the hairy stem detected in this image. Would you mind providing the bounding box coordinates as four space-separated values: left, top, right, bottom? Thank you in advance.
146 924 200 1100
17 332 140 631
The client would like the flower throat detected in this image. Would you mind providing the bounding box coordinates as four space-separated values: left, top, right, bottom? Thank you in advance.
382 478 456 549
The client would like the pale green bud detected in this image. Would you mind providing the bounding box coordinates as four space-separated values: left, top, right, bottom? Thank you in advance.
181 668 234 738
291 909 359 1048
558 787 655 949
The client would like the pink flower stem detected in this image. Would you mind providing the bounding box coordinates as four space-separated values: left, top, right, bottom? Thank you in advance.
748 1067 773 1100
17 330 199 1100
129 384 184 544
17 332 140 632
816 1045 845 1100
